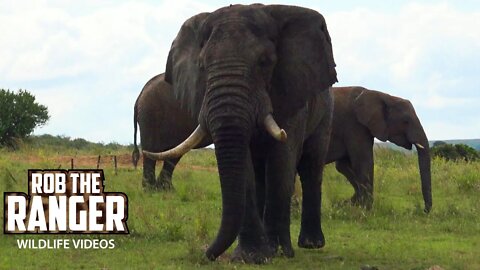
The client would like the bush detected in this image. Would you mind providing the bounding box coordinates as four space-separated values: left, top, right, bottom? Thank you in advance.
432 143 479 162
0 89 49 147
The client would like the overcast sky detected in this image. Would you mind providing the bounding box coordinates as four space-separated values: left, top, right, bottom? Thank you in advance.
1 0 479 144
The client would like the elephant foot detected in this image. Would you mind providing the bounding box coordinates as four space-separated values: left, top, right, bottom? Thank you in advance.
350 193 373 210
298 230 325 249
231 242 273 264
142 178 157 191
277 242 295 258
142 178 173 192
267 236 294 258
155 178 174 191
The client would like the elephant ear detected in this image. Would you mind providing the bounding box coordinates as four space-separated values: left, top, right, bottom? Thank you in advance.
265 5 338 113
165 12 210 118
353 89 389 141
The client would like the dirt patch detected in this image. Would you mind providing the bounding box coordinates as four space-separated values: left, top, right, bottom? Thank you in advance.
9 153 217 173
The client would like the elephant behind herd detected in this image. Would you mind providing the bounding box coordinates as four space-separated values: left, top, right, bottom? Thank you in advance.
133 75 432 212
132 4 432 263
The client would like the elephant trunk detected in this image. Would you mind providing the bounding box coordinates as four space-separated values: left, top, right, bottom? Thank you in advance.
203 66 255 260
416 134 432 213
205 124 249 260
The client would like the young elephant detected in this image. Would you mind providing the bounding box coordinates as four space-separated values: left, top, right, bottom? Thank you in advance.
326 86 432 212
132 74 209 190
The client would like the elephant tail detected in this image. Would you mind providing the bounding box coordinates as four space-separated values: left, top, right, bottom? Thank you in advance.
132 97 140 169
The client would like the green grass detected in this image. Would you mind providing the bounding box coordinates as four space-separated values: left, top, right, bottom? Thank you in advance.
0 146 479 269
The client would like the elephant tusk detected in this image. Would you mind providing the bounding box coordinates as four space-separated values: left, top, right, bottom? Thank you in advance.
143 125 206 160
264 114 287 143
415 143 425 149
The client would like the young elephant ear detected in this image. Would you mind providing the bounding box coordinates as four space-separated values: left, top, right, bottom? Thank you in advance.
265 5 338 113
353 89 389 141
165 12 210 118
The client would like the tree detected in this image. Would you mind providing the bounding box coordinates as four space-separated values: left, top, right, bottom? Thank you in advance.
0 89 50 146
454 144 479 162
431 143 479 162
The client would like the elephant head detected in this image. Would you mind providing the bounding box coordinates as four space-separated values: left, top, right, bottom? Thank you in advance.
144 4 337 259
353 89 432 213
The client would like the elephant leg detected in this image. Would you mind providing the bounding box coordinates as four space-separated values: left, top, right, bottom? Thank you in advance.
232 149 272 264
156 157 180 190
348 146 374 209
335 158 362 204
297 124 331 249
264 145 297 258
297 155 325 249
252 153 266 220
142 157 156 190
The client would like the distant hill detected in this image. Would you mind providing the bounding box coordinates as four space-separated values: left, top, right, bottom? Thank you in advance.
375 139 480 151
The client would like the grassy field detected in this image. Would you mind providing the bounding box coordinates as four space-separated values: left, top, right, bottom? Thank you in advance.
1 146 479 269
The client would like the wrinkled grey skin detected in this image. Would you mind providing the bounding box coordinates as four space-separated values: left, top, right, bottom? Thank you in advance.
132 73 208 190
326 87 432 212
148 4 337 263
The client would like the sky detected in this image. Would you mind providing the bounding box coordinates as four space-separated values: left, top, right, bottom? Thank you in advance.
1 0 479 144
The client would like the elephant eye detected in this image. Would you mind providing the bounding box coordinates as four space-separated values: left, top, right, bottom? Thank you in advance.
200 25 213 48
259 56 269 66
259 53 273 67
197 59 204 69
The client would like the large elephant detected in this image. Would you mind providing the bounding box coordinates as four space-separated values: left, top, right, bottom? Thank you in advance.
326 87 432 212
132 73 208 190
144 4 337 263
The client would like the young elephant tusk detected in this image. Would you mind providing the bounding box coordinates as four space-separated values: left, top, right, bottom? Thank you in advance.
415 143 425 149
143 125 206 160
264 114 287 143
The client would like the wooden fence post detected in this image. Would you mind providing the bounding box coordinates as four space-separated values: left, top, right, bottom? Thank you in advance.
114 155 118 175
97 155 101 169
71 158 74 169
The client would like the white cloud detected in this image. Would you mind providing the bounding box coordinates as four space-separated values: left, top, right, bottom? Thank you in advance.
1 1 214 144
2 1 479 143
0 1 213 82
426 120 480 141
327 2 480 98
423 95 475 109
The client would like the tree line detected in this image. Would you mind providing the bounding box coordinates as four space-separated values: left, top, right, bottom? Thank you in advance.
431 141 479 162
1 88 478 162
